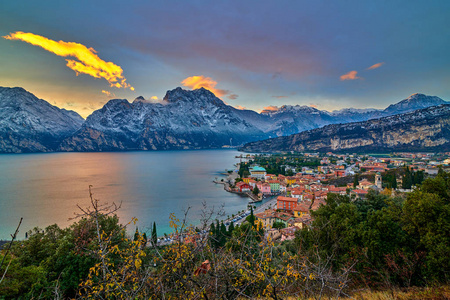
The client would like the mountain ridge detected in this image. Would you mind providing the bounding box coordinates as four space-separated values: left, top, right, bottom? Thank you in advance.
239 104 450 153
0 86 448 153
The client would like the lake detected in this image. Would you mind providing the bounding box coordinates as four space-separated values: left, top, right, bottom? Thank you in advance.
0 149 255 240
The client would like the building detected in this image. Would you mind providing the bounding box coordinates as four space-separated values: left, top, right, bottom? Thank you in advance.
255 209 277 229
277 196 298 213
375 172 382 189
268 180 280 192
261 183 271 194
293 201 311 217
249 166 267 179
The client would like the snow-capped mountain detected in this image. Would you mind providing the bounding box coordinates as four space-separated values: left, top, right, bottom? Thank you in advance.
261 105 336 136
330 108 383 123
240 104 450 153
383 93 447 115
1 86 448 153
0 87 84 152
59 87 269 151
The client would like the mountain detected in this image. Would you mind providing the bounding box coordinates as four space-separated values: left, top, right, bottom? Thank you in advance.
240 104 450 153
242 93 448 136
0 87 84 152
383 93 447 115
1 86 448 153
260 105 336 136
59 88 269 151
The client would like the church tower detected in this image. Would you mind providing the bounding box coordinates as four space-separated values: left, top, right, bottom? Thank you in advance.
375 172 382 189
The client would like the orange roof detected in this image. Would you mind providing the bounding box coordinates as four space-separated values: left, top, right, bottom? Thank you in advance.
277 196 298 202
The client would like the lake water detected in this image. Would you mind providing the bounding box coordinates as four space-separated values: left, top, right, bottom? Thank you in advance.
0 149 255 240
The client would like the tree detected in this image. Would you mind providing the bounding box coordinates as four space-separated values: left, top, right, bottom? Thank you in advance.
402 167 412 189
151 222 157 246
272 221 286 230
353 174 359 188
253 186 260 196
246 206 255 226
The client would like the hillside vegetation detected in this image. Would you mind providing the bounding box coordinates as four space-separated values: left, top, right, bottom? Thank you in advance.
1 173 449 299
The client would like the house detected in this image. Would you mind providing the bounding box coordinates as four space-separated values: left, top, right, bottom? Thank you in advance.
310 199 326 211
358 179 373 190
248 179 257 188
351 189 369 199
280 226 299 241
293 201 311 217
277 196 298 213
291 214 313 229
261 183 271 194
255 209 277 229
285 176 296 185
291 189 304 199
268 180 280 192
328 186 347 195
279 183 287 193
266 228 281 241
274 212 294 226
236 182 252 193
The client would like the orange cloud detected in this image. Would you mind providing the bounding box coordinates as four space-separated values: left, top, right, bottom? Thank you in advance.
340 70 361 81
234 105 247 110
260 105 280 114
3 31 134 90
181 75 236 99
101 90 115 97
272 95 288 99
309 104 318 108
367 62 385 70
150 96 158 100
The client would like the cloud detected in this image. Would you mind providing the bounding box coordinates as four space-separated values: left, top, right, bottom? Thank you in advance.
309 103 318 108
102 90 115 97
260 105 280 114
181 75 237 99
272 95 288 99
367 62 385 70
340 70 361 81
150 96 158 100
234 105 247 110
3 31 134 90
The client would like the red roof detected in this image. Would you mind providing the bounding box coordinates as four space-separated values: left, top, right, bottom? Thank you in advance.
277 196 298 202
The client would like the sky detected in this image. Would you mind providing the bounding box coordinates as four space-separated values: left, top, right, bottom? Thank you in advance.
0 0 449 118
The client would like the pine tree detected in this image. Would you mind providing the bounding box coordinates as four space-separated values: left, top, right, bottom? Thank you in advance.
228 221 234 235
246 206 255 227
151 222 157 246
142 232 147 243
134 227 139 241
402 167 412 189
392 173 397 189
353 174 359 188
253 186 260 196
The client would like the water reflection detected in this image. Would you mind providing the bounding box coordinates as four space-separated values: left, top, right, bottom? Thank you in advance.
0 150 248 239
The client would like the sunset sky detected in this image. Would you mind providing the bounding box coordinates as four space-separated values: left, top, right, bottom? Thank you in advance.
1 1 449 117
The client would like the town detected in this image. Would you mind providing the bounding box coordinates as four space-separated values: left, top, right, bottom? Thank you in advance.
224 151 450 241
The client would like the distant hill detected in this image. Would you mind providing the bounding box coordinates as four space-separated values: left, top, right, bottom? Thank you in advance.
240 104 450 153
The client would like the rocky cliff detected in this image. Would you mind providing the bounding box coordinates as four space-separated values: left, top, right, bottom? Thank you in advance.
240 105 450 153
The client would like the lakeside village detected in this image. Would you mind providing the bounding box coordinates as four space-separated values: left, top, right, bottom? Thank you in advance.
217 151 450 242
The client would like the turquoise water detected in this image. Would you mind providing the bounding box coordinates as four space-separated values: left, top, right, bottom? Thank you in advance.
0 149 251 240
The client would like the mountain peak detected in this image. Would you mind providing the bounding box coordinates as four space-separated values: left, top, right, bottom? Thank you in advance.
384 93 447 115
162 87 224 107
